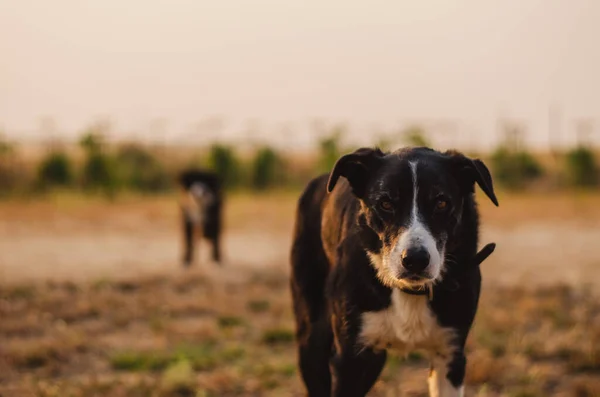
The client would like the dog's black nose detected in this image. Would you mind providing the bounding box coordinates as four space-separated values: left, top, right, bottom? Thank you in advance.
401 247 430 273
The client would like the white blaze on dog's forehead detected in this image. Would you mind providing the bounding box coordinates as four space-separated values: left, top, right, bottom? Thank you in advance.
190 182 215 205
190 182 207 197
385 160 444 282
409 160 419 224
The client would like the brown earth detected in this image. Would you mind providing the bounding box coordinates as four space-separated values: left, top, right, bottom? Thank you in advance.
1 191 599 286
1 191 599 396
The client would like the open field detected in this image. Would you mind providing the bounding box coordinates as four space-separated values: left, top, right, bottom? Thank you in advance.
1 271 599 397
1 191 600 396
2 191 600 286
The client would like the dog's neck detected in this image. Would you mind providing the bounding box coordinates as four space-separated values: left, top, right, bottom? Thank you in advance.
398 284 433 300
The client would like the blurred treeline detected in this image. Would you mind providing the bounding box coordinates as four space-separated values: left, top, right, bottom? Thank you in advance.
0 123 598 198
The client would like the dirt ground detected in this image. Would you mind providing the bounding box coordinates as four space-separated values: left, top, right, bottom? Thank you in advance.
1 191 599 286
1 191 600 396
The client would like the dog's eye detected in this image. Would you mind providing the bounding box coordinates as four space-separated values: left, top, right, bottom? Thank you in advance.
435 197 449 211
379 200 394 212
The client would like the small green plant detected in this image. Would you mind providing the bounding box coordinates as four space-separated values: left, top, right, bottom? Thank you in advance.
172 342 219 371
37 151 74 189
565 146 598 187
262 328 295 345
220 346 246 362
110 351 172 371
217 316 245 329
278 363 297 377
207 144 242 189
247 300 270 313
160 358 195 396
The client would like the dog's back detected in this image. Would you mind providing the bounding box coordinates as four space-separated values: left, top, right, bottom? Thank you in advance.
290 174 339 394
291 174 330 324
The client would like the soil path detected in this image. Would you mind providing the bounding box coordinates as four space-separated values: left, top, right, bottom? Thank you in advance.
1 193 599 286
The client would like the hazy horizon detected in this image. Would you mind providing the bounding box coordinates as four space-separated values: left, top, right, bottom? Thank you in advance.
1 0 600 150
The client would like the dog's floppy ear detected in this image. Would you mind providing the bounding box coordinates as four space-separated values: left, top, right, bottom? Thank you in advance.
327 147 384 197
446 151 499 206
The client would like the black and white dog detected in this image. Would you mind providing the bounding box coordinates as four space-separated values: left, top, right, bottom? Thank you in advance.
290 147 498 397
178 169 223 267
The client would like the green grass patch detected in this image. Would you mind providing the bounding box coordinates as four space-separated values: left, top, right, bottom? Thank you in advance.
111 342 245 374
220 346 246 362
247 300 270 313
262 328 295 345
160 358 196 397
476 330 509 358
278 363 297 377
110 351 172 372
4 285 36 300
217 316 245 329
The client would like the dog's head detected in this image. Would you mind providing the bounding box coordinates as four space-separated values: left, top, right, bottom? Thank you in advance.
327 147 498 289
190 182 215 206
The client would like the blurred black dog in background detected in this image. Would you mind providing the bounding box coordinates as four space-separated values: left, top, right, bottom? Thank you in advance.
178 169 223 267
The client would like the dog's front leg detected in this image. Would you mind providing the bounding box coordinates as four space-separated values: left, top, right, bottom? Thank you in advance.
181 207 196 267
428 352 465 397
330 343 386 397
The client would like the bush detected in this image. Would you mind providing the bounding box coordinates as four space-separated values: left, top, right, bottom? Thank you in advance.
251 146 285 190
115 145 171 192
207 144 242 189
79 132 104 154
565 147 598 187
403 125 430 147
375 136 393 152
82 153 120 194
0 139 20 194
0 137 12 156
79 132 120 196
37 151 74 188
317 131 342 174
490 147 543 189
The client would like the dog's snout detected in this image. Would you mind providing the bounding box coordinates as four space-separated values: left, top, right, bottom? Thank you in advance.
401 247 430 273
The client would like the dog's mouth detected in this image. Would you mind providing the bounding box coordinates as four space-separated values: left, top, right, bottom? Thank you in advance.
396 271 435 287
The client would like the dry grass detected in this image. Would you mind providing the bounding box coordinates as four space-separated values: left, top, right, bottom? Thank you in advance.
0 188 598 232
479 190 600 229
0 271 599 397
1 191 600 396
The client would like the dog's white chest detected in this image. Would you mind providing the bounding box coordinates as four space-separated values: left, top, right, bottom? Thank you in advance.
359 290 453 356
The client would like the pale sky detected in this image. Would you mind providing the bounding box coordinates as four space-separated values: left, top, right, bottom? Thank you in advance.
1 0 599 149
